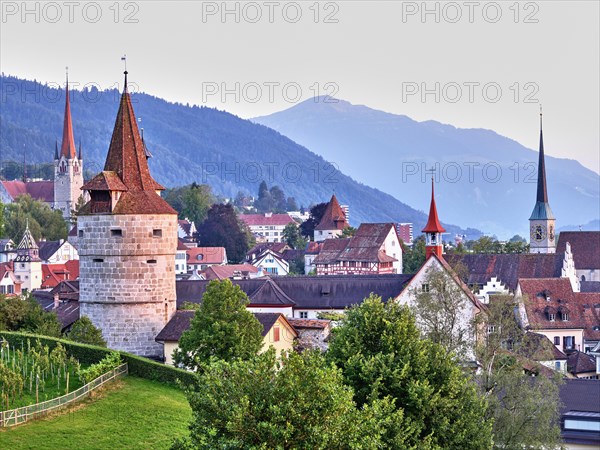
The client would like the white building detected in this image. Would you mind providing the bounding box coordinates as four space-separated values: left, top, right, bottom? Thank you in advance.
239 213 296 243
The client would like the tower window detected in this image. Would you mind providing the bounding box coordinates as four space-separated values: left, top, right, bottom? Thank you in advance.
153 229 162 237
111 229 122 237
93 258 104 263
147 259 157 264
78 230 83 237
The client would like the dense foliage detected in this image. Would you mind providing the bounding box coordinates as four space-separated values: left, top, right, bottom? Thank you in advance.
3 194 68 242
67 316 107 347
0 295 62 337
163 183 214 228
401 236 426 274
196 203 251 263
77 351 122 383
327 295 493 449
173 280 264 371
299 202 328 239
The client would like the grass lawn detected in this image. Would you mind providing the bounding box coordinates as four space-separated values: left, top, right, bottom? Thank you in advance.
0 376 192 449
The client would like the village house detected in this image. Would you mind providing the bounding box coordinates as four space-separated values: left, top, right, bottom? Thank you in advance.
287 318 331 351
186 246 227 274
177 218 197 243
239 212 295 243
0 262 22 296
0 239 17 263
313 223 402 275
313 195 349 242
249 248 289 276
155 310 297 365
559 379 600 449
202 264 261 281
557 232 600 282
39 239 79 263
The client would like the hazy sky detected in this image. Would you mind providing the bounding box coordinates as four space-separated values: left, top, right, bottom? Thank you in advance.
1 1 599 173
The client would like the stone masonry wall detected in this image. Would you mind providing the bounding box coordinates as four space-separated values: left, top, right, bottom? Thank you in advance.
78 213 177 357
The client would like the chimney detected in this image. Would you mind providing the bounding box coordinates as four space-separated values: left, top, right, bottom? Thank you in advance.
53 292 60 309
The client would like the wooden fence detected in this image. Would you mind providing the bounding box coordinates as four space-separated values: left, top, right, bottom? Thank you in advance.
0 363 128 427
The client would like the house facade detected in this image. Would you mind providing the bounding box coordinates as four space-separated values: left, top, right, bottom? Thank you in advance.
239 213 295 243
186 247 227 274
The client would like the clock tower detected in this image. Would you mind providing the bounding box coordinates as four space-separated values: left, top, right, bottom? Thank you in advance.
529 110 556 253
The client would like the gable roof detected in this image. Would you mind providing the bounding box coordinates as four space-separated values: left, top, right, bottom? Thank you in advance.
82 171 128 191
447 253 564 292
556 232 600 270
247 242 290 260
315 195 348 231
337 223 398 262
203 264 259 280
518 332 568 361
312 238 350 264
176 274 413 311
2 180 54 203
240 214 295 227
41 262 79 289
39 240 64 261
567 350 597 375
518 277 600 341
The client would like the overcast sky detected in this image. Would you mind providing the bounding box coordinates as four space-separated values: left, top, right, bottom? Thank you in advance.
1 1 598 173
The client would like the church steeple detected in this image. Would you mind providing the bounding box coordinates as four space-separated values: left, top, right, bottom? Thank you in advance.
422 177 446 259
529 108 556 253
60 70 77 159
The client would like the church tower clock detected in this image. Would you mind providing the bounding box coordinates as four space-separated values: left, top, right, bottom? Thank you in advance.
529 110 556 254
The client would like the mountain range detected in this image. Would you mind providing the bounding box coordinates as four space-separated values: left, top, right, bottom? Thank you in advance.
253 98 600 238
0 75 480 238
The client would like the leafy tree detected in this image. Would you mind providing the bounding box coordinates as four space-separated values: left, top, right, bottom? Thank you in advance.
285 196 298 211
173 280 264 370
282 222 306 249
173 349 396 449
287 257 305 275
411 264 474 360
164 183 214 228
4 195 67 242
0 295 61 337
255 180 273 213
196 204 250 263
327 295 493 449
299 202 328 239
67 316 106 346
401 235 426 273
475 295 563 450
341 226 356 238
69 194 87 224
471 236 502 253
269 185 286 212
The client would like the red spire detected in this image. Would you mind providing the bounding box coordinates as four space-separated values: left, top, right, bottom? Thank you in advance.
60 74 77 159
422 178 446 233
103 71 163 191
315 194 349 231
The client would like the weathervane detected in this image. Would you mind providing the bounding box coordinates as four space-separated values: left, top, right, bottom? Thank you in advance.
65 66 69 83
425 166 436 182
121 54 127 71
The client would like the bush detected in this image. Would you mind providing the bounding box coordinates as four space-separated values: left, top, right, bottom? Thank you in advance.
0 332 196 387
78 351 122 383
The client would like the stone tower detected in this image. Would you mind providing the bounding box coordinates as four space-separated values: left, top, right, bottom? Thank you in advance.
78 71 178 358
13 221 42 294
54 74 84 222
314 194 349 242
529 111 556 254
422 177 445 260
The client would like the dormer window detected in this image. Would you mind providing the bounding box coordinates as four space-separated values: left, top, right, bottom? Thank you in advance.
548 313 555 322
561 313 569 321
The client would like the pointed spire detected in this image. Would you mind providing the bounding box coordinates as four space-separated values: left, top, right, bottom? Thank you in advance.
78 139 83 160
60 68 77 159
102 70 162 191
536 106 548 203
422 177 446 233
17 219 39 250
54 140 59 160
315 194 349 231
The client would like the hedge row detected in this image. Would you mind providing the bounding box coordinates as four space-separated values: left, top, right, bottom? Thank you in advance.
0 331 196 387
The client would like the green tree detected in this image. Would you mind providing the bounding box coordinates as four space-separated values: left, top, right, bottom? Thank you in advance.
269 185 287 212
401 235 426 273
196 204 251 263
282 222 307 249
285 196 298 211
327 295 493 449
475 295 563 450
69 194 88 224
174 349 396 449
164 183 213 228
411 265 474 360
0 295 61 337
341 226 356 237
299 202 328 239
4 195 67 242
173 280 264 370
255 180 273 213
67 316 106 346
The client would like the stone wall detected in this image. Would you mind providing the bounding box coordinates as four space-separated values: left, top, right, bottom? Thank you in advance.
78 213 177 357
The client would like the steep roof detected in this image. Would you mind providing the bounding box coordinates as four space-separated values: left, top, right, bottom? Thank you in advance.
447 253 564 291
529 113 554 220
312 238 351 264
519 278 600 341
556 232 600 270
39 240 63 261
240 214 295 227
247 242 290 260
422 179 446 233
81 72 175 216
17 223 38 250
560 378 600 414
337 223 398 262
315 195 348 231
567 350 597 375
518 332 568 361
253 313 284 337
60 79 77 159
1 180 54 203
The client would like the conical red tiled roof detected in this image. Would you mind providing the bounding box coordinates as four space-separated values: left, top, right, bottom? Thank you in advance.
422 179 446 233
315 195 348 231
103 72 164 192
60 79 77 159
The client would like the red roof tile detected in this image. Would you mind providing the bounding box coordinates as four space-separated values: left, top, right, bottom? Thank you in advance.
315 195 348 231
519 278 600 341
186 247 226 265
203 264 258 280
60 81 77 159
556 231 600 270
287 318 331 329
82 171 128 191
567 350 597 375
1 180 54 203
240 214 295 227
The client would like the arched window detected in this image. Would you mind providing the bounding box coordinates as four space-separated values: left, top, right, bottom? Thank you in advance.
581 275 586 282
